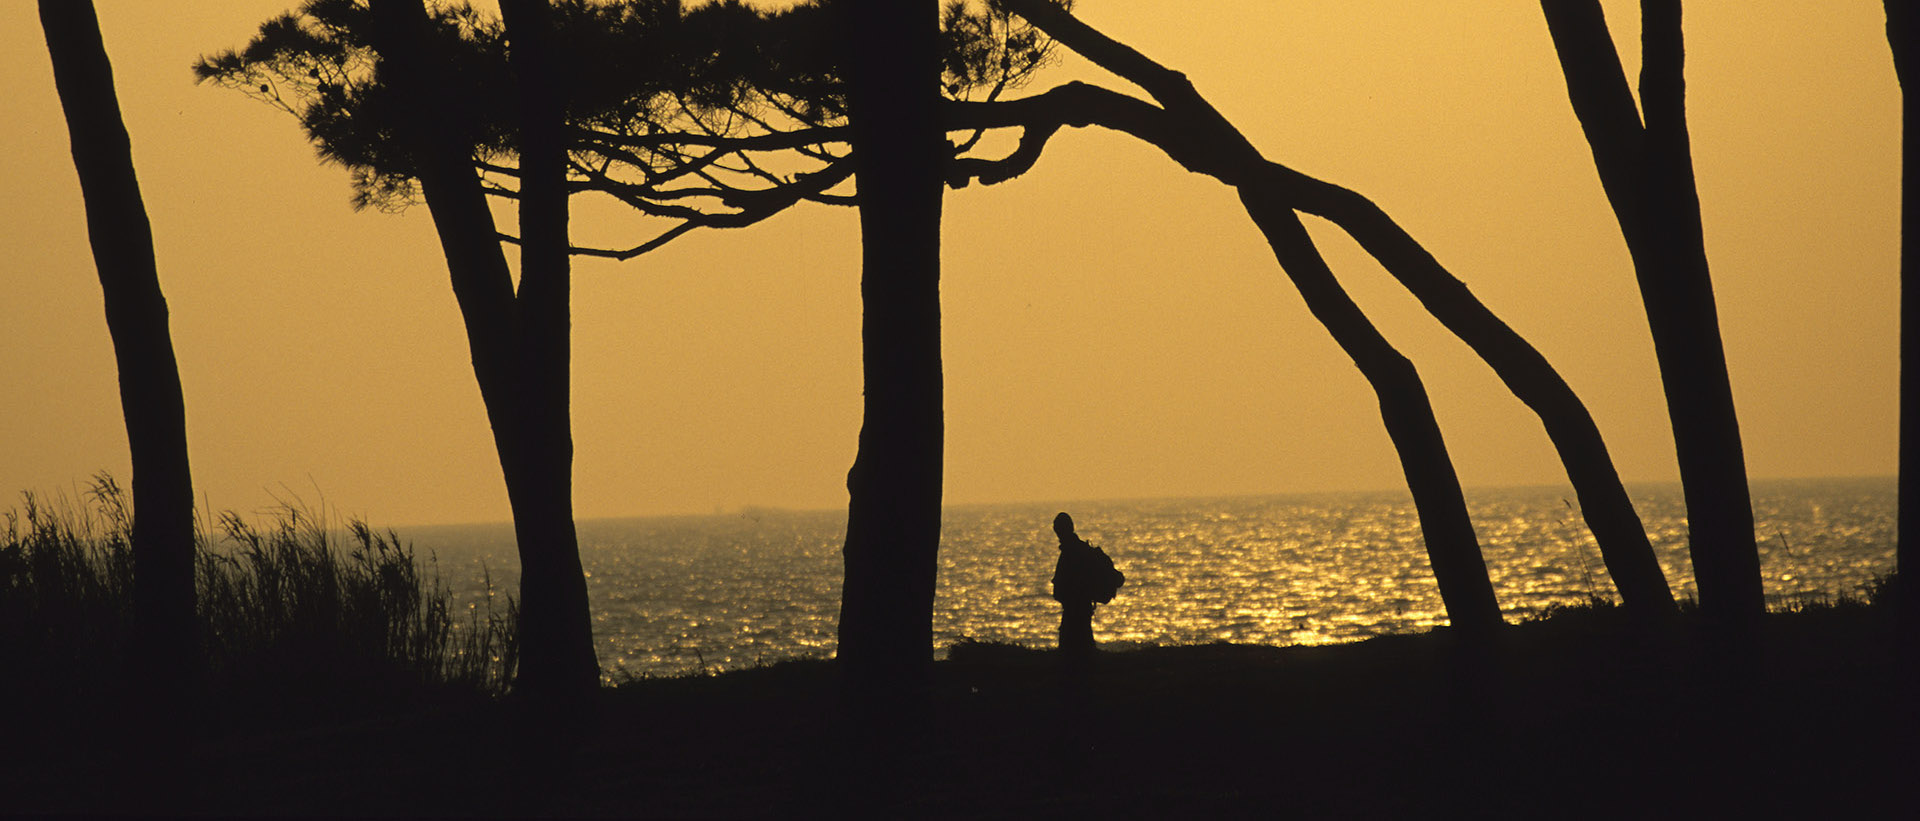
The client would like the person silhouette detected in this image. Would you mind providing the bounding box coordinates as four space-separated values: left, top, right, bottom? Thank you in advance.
1050 512 1123 659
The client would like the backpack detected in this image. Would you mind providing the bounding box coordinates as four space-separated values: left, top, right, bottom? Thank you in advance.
1089 546 1125 604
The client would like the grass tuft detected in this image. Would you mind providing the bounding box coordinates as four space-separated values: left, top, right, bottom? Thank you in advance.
0 474 516 723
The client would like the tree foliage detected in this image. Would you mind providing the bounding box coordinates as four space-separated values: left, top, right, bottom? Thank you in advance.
197 0 1061 242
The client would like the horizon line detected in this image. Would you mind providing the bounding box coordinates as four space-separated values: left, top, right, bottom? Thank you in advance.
391 473 1899 532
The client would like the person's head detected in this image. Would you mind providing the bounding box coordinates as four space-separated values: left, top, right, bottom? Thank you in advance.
1053 512 1075 541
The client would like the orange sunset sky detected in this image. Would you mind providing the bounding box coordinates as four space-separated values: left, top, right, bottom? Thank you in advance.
0 1 1900 527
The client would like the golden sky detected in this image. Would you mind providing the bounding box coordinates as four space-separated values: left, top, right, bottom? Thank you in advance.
0 1 1899 527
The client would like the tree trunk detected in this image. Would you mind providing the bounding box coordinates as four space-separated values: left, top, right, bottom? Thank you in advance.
40 0 197 687
1888 0 1918 630
836 0 947 686
500 0 600 703
1886 9 1920 794
1240 189 1504 638
369 0 598 699
1541 0 1763 627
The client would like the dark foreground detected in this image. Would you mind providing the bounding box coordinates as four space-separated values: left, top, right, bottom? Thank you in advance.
6 605 1906 818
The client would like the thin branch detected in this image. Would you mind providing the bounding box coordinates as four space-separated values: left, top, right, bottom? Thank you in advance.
474 159 522 178
571 122 848 154
500 220 701 260
630 160 854 258
545 158 857 262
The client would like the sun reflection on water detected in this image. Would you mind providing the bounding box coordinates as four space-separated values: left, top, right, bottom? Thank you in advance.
404 479 1895 681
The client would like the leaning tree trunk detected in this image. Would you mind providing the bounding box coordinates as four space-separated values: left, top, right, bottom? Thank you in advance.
1241 189 1505 637
1541 0 1763 628
40 0 197 687
1265 166 1678 619
369 0 598 699
836 0 948 685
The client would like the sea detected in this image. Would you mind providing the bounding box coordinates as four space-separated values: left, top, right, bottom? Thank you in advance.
400 477 1896 681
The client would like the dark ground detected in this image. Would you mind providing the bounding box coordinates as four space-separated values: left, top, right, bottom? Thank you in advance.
6 605 1906 818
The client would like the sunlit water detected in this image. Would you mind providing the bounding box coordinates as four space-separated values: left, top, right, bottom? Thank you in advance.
402 478 1895 681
